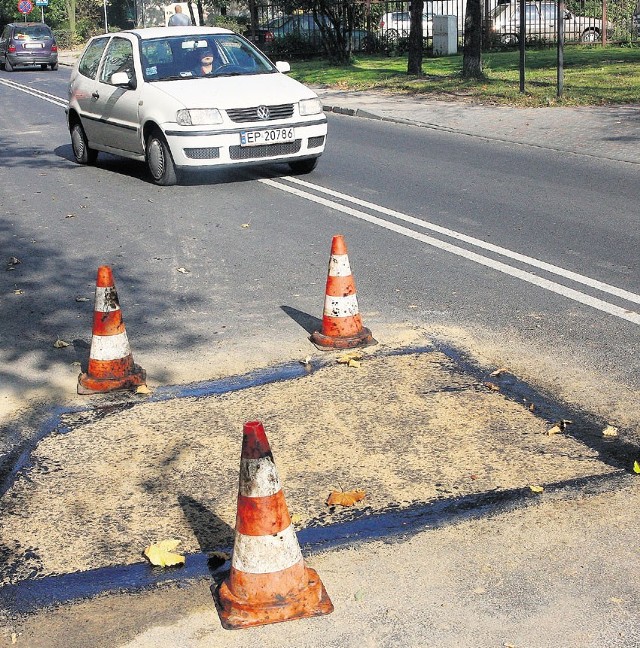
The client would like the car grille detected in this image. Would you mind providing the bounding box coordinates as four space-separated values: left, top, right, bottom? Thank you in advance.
226 104 294 123
184 147 220 160
229 140 301 160
308 136 325 149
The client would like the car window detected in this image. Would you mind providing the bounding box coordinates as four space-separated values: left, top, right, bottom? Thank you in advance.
78 37 109 80
14 25 52 40
141 34 274 81
100 37 135 84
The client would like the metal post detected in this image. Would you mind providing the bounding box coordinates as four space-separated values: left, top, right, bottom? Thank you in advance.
519 0 525 92
104 0 108 33
557 0 564 97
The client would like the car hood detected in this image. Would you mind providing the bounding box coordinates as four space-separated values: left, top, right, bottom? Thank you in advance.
144 72 317 109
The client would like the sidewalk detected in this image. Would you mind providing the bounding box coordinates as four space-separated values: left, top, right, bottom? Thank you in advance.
58 49 640 164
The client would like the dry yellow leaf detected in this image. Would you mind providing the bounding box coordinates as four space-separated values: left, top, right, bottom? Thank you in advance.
337 351 363 364
548 424 562 435
529 485 544 493
490 366 509 377
634 460 640 474
347 359 361 368
602 425 618 437
483 382 500 392
54 339 70 348
136 385 151 395
144 539 185 567
290 513 303 525
326 489 366 507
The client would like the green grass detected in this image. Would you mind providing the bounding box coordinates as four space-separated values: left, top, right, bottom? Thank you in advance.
287 45 640 106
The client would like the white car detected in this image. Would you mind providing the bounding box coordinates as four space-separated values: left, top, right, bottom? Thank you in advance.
66 27 327 185
379 2 461 39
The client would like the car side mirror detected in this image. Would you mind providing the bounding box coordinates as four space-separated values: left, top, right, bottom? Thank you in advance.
111 71 136 89
275 61 291 74
564 10 572 19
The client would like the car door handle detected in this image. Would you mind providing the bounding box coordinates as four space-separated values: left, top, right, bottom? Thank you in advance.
92 91 100 99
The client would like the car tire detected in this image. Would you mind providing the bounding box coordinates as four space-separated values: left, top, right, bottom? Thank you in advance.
70 121 98 165
5 57 13 72
41 64 47 70
51 62 58 70
580 28 600 42
288 157 318 174
146 130 178 186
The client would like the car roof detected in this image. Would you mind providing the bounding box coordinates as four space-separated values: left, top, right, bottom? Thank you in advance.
114 26 234 40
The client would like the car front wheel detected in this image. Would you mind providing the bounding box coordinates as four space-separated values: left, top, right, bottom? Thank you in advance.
4 57 13 72
288 157 319 174
70 122 98 165
580 28 601 42
146 130 178 186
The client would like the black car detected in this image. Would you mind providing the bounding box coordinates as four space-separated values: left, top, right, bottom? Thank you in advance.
0 22 59 71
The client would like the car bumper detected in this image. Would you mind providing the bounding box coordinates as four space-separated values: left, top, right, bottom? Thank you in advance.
163 118 327 169
7 52 58 67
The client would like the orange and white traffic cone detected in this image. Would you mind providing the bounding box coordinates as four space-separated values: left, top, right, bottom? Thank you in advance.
310 234 375 350
216 421 333 629
77 266 146 395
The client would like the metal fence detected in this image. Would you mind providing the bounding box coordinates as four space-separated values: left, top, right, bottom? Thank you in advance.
237 0 639 56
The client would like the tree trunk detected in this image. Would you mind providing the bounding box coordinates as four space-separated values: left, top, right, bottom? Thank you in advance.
407 0 424 76
462 0 484 79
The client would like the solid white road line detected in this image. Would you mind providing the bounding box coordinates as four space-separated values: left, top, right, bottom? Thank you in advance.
0 78 66 108
282 176 640 306
260 177 640 325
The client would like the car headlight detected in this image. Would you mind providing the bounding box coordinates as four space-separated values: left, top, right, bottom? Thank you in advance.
299 98 323 116
176 108 223 126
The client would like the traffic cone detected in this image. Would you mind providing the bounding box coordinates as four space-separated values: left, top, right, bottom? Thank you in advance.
77 266 146 395
310 235 375 349
216 421 333 629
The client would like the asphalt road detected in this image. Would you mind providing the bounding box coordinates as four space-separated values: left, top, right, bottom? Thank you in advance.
1 67 638 425
0 66 639 646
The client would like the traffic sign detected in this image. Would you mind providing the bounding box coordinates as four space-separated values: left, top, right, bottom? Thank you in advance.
17 0 33 13
35 0 49 5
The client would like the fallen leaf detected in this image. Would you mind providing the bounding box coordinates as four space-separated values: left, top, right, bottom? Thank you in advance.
208 550 230 561
528 403 535 411
337 351 363 364
483 382 500 392
529 485 544 493
602 425 618 437
609 597 624 604
326 489 366 507
176 267 190 274
490 366 509 377
8 257 21 266
290 513 303 525
144 539 185 567
548 424 562 435
347 359 361 368
13 289 23 295
634 460 640 474
75 296 91 302
136 385 151 395
65 213 75 218
53 339 70 348
241 223 250 228
11 633 17 644
354 589 365 601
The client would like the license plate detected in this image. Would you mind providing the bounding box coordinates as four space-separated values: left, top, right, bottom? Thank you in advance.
240 127 295 147
25 43 44 49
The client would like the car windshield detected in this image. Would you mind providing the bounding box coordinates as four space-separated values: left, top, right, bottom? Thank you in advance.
140 33 275 82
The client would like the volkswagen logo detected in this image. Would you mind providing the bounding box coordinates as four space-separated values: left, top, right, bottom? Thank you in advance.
256 105 270 120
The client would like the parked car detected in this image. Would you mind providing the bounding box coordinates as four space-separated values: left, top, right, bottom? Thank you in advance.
0 22 58 71
633 0 640 37
488 1 606 44
66 27 327 186
378 1 461 39
245 13 371 51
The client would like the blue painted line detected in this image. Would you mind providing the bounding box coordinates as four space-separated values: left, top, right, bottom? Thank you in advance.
0 471 627 615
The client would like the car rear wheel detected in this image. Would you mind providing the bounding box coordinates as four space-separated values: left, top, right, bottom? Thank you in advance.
41 64 47 70
71 122 98 165
4 57 13 72
288 157 318 174
51 62 58 70
146 130 178 186
580 28 600 42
